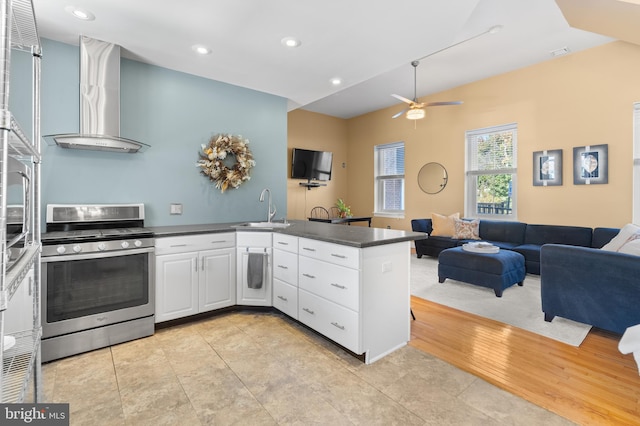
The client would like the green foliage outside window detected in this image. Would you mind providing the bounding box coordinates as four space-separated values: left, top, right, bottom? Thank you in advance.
475 131 514 213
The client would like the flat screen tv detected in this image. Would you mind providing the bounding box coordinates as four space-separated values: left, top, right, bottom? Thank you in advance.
291 148 333 181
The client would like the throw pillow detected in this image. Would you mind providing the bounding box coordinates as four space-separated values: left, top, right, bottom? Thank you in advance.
452 218 480 240
601 223 640 252
618 238 640 256
430 212 460 237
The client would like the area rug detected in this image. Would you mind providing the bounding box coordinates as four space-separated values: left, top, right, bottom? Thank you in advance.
410 256 592 346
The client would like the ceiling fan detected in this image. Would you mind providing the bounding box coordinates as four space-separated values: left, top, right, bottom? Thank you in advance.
392 60 462 120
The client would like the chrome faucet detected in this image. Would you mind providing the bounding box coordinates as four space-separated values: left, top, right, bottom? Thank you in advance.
259 188 277 223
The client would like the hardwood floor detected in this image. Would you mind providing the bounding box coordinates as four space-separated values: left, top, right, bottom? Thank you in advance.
409 296 640 425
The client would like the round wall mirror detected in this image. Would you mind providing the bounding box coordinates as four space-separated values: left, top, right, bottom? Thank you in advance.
418 162 448 194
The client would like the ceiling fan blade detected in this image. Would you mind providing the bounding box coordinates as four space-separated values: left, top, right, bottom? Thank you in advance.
425 101 463 107
391 94 414 105
392 109 408 119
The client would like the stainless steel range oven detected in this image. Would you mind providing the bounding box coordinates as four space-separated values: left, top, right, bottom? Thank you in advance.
41 204 155 362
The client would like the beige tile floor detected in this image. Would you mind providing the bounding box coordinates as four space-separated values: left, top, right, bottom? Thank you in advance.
42 311 574 425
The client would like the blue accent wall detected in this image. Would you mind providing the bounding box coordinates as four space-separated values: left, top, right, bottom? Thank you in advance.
11 39 288 227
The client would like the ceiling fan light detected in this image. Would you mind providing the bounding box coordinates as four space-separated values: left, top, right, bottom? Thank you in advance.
406 109 425 120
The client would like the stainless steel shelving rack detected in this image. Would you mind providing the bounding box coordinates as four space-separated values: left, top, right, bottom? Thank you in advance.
0 0 42 402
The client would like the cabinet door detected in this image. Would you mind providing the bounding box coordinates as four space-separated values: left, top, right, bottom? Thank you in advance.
199 248 236 312
236 247 272 306
155 252 199 322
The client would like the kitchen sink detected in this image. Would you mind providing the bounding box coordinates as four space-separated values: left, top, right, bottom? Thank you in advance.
235 221 291 229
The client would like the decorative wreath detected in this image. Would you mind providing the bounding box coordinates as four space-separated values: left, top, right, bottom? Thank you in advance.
196 133 256 193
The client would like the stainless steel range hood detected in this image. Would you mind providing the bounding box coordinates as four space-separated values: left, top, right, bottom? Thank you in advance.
44 36 150 153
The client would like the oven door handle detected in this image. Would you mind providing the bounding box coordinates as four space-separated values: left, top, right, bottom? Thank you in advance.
41 247 154 262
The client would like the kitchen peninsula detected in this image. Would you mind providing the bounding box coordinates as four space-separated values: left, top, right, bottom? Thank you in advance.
151 220 425 364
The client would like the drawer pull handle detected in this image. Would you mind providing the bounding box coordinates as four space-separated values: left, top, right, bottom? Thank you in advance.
331 322 345 330
302 273 316 279
331 253 347 259
170 244 188 247
330 283 346 290
277 241 289 246
303 307 315 315
277 264 288 269
302 247 316 252
277 295 288 302
211 240 227 244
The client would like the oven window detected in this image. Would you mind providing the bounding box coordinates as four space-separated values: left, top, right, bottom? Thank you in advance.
46 253 149 323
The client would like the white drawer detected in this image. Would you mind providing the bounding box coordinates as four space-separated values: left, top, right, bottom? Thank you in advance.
273 279 298 319
236 232 272 247
299 256 359 311
298 289 359 353
298 238 359 269
272 233 298 254
155 232 235 255
273 249 298 285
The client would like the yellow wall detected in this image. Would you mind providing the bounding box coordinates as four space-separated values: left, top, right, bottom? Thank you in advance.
288 41 640 229
287 110 349 219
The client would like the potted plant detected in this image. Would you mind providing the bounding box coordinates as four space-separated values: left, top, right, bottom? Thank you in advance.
335 198 352 218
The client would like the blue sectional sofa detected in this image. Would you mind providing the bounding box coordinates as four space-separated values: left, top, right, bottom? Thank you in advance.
410 218 593 274
412 219 640 334
540 227 640 334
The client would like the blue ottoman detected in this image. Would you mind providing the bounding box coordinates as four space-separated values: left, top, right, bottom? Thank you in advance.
438 247 526 297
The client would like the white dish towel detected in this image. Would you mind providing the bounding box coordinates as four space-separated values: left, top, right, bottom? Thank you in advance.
619 324 640 374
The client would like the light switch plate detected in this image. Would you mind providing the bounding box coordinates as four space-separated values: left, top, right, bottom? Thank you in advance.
170 203 183 215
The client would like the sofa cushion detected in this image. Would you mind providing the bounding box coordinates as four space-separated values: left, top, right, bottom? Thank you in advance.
524 224 592 247
592 227 622 248
452 218 480 240
512 244 543 275
601 223 640 252
431 212 460 237
479 220 526 245
424 235 460 251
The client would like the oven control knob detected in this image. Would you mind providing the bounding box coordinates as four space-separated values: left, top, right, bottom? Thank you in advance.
121 241 130 249
134 240 142 248
98 243 107 251
56 246 66 254
73 245 82 253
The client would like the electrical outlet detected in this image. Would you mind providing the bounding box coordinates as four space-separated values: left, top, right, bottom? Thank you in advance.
170 203 183 215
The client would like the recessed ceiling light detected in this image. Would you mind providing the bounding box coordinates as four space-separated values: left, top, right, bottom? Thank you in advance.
330 78 342 86
281 37 301 48
65 6 95 21
191 44 212 55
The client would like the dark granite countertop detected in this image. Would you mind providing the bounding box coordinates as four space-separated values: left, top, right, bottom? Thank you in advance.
149 220 425 248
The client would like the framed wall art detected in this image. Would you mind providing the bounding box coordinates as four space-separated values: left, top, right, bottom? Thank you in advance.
533 149 562 186
573 144 608 185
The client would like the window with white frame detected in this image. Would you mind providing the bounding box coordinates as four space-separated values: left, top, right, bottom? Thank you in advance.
465 123 517 219
374 142 405 217
633 102 640 224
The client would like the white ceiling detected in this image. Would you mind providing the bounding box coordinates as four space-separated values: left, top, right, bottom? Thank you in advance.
32 0 618 120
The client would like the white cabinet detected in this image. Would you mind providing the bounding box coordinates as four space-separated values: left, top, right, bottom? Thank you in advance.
155 233 235 322
236 232 272 306
298 238 361 353
199 248 235 312
273 234 298 318
297 237 411 364
155 252 199 321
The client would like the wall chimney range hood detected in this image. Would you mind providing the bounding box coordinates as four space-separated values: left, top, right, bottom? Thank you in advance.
44 36 150 153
